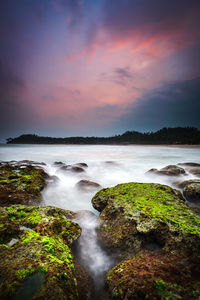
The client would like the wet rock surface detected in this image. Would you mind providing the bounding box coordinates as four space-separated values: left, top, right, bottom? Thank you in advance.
173 179 200 204
183 183 200 203
0 163 48 206
59 165 85 173
104 250 200 300
0 160 46 168
187 167 200 177
76 180 101 191
0 205 92 300
173 179 200 189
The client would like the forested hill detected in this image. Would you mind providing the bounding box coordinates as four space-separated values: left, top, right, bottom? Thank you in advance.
6 127 200 145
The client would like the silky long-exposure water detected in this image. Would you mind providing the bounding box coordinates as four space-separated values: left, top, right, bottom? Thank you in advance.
0 144 200 296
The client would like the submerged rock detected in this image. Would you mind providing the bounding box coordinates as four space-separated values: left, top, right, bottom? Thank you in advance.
75 163 88 168
183 183 200 203
147 165 186 176
92 183 200 257
76 180 101 191
0 164 48 206
0 205 92 300
59 165 85 173
53 161 66 166
104 250 200 300
173 179 200 189
187 167 200 177
174 179 200 204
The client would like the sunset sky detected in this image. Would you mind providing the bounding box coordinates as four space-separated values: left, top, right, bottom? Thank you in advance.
1 0 200 140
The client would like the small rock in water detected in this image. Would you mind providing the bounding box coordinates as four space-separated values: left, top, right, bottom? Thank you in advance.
173 179 200 189
147 165 186 176
76 180 101 191
187 167 200 177
183 183 200 203
59 165 85 173
53 161 66 166
75 163 88 168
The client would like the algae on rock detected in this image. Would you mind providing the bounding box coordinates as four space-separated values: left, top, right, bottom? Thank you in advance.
0 205 91 300
0 164 48 206
92 182 200 299
105 250 200 300
92 182 200 255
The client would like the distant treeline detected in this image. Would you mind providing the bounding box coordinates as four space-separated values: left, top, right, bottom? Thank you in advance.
6 127 200 145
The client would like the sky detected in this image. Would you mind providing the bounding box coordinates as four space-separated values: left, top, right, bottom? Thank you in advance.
0 0 200 141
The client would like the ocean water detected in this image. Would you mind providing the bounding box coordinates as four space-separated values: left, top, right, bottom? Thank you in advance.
0 144 199 210
0 144 200 293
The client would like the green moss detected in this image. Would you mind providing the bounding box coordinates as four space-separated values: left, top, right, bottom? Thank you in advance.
16 268 36 280
93 183 200 235
154 280 166 294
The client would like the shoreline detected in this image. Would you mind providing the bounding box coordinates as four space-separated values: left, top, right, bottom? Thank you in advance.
1 143 200 148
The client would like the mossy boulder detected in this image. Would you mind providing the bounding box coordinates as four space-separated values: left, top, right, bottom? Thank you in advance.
104 250 200 300
0 205 92 300
92 183 200 257
0 164 48 206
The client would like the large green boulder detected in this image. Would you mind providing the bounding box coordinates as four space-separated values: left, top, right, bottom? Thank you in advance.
92 183 200 256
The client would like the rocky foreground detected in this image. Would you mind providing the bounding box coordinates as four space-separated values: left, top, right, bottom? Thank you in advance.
93 183 200 299
0 160 200 299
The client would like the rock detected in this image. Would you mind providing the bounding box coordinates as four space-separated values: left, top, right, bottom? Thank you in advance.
53 161 66 166
76 180 101 191
183 183 200 203
0 160 46 168
0 164 48 206
46 175 60 185
75 163 88 168
92 183 200 257
173 179 200 189
105 250 200 300
178 162 200 167
187 167 200 177
59 165 85 173
0 205 92 300
104 161 119 166
147 165 186 176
